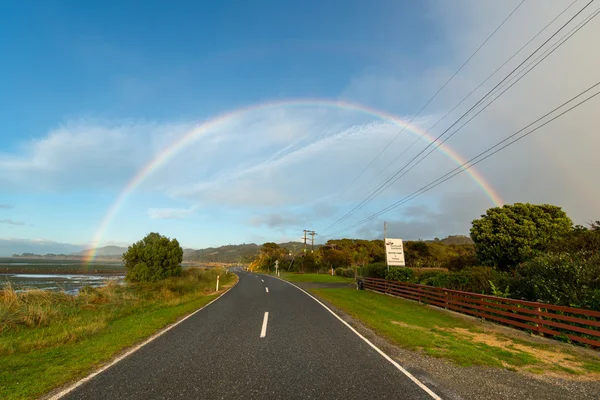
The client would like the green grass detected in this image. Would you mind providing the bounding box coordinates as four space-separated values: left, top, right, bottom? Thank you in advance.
0 268 236 400
311 288 600 375
274 272 353 283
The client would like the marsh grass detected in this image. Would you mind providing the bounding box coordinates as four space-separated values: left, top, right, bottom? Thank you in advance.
0 267 236 399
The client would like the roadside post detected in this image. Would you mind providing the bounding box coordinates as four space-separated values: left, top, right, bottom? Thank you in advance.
275 260 279 277
216 275 220 291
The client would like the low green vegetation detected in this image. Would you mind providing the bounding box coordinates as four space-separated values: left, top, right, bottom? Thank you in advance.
313 288 600 376
0 230 237 400
276 272 352 284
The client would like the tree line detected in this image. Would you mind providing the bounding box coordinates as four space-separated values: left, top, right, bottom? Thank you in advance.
252 203 600 310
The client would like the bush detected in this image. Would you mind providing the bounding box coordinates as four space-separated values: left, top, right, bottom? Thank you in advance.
361 262 388 278
443 267 498 293
386 267 415 282
334 267 355 278
510 252 600 309
124 232 183 283
418 270 449 287
443 245 479 271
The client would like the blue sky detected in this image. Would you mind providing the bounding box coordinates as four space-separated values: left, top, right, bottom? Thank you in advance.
2 0 599 252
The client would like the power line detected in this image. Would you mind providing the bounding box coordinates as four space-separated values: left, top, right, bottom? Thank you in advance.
350 0 579 201
359 5 600 203
324 0 594 231
322 0 595 233
328 81 600 236
330 0 527 206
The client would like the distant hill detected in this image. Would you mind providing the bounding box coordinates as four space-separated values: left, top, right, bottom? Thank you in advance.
184 243 260 263
72 245 128 257
0 239 86 257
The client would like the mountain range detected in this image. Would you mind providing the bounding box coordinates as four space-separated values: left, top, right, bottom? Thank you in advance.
3 236 472 260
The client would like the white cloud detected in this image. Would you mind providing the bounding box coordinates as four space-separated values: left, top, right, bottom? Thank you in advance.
0 218 26 226
147 207 196 220
0 120 194 191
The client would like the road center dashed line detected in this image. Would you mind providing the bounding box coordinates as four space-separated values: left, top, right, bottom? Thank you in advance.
272 276 442 400
265 287 269 293
260 312 269 338
261 279 264 282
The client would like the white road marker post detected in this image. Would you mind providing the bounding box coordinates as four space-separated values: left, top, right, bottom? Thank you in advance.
216 275 220 291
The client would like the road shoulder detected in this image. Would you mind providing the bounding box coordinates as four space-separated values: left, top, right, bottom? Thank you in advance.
308 287 600 400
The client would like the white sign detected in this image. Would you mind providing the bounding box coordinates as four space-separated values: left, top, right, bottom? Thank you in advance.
385 238 405 267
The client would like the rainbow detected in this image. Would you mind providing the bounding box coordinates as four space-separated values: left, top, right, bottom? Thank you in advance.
84 99 503 262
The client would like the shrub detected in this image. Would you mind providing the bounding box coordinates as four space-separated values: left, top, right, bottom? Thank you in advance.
418 270 449 287
443 245 479 271
412 266 504 294
510 252 600 309
335 268 356 278
342 268 356 278
124 232 183 283
361 262 387 278
386 267 415 282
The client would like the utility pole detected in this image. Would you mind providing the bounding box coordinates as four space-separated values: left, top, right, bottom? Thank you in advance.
384 221 389 272
303 230 308 254
308 231 316 253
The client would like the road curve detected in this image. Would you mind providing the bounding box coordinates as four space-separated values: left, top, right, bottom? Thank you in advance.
62 268 438 399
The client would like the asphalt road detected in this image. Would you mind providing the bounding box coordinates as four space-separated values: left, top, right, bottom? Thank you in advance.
62 268 438 399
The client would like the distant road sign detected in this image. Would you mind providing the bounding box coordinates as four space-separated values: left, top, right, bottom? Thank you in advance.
385 238 405 267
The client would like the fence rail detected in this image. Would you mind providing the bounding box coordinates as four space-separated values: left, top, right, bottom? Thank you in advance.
363 277 600 347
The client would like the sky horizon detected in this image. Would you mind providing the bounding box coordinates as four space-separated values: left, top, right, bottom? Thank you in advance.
2 0 599 251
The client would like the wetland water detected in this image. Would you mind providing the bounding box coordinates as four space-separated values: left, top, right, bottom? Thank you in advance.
0 273 125 294
0 259 126 293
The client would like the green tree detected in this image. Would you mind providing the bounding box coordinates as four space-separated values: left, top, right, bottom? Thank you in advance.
548 221 600 256
470 203 572 271
257 242 286 271
321 248 352 269
123 232 183 282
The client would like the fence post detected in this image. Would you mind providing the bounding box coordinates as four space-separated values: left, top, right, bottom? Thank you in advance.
537 307 544 336
444 291 448 309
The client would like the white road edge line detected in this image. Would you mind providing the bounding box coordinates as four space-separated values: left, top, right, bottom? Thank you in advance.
47 280 238 400
260 311 269 338
265 287 269 293
273 277 442 400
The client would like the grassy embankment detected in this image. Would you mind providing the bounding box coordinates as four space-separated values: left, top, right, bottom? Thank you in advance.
276 272 353 283
312 288 600 378
0 268 236 400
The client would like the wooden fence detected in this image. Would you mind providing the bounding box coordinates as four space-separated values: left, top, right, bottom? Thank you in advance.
363 277 600 347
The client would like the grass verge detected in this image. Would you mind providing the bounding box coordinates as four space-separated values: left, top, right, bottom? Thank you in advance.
312 288 600 378
274 272 353 284
0 267 236 400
